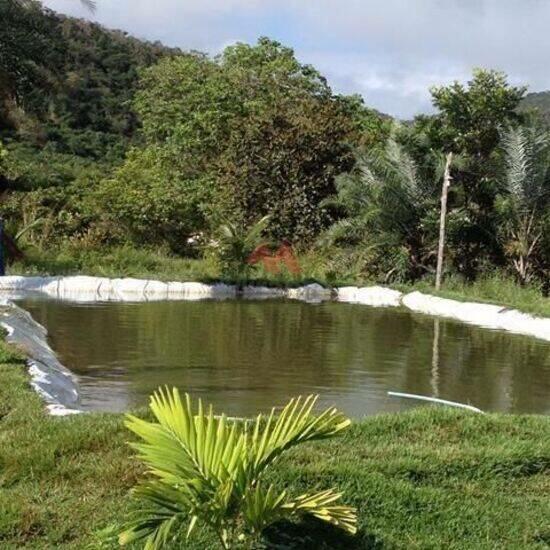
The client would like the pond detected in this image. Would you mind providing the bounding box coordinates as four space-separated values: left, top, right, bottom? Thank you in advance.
17 297 550 417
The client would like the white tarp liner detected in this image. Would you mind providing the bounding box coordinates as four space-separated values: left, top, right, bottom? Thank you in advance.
1 276 550 416
402 291 550 341
1 300 82 416
336 285 403 307
0 277 548 340
0 275 236 302
287 283 332 302
242 285 287 298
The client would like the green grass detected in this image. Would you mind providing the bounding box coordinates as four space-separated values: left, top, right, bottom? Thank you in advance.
395 273 550 318
1 339 549 549
10 245 550 317
8 246 221 283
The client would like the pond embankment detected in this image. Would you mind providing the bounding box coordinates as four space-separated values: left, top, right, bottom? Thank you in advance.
1 275 549 340
2 275 550 416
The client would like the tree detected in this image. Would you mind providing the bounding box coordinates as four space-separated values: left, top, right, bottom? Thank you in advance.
0 0 52 125
120 388 356 549
130 38 357 244
1 1 95 109
94 147 209 252
435 152 453 290
417 69 528 278
429 69 526 156
497 126 550 284
1 0 178 155
323 129 444 282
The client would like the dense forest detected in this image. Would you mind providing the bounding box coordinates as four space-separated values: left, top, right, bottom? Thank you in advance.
1 1 549 292
519 91 550 126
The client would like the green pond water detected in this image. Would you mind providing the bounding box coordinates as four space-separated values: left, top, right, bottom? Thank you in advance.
18 297 550 417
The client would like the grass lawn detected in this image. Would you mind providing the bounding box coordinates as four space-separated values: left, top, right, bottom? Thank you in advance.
1 339 549 549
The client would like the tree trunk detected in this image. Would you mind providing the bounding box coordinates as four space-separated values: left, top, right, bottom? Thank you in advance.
435 153 453 291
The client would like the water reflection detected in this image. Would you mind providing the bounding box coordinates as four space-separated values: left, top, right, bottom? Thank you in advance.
17 298 550 417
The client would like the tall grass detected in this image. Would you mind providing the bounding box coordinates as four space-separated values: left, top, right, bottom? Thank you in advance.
8 245 550 316
402 272 550 317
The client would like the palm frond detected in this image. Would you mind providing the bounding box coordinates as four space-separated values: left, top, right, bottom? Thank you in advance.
14 217 45 242
283 489 357 535
501 126 550 207
123 389 354 548
384 138 422 203
119 482 191 548
242 483 288 533
502 127 530 201
79 0 97 12
248 395 350 477
318 219 356 246
243 214 271 247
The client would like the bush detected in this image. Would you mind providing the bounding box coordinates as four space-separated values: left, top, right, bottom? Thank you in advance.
94 148 209 253
121 388 356 549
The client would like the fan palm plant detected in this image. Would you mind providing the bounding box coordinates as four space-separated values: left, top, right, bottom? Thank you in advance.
322 133 442 282
120 388 356 549
216 215 271 282
498 126 550 284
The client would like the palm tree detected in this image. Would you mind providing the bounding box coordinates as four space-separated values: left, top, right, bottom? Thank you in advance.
76 0 96 9
323 132 442 282
498 126 550 284
216 215 271 283
120 388 356 549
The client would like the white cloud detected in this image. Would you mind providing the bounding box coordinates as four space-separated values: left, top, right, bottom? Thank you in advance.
43 0 550 118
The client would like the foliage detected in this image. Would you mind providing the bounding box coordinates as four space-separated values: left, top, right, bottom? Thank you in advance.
413 69 528 277
129 38 357 243
213 215 271 281
1 1 179 158
497 125 550 283
93 147 209 252
3 5 550 296
0 0 50 126
336 93 392 149
0 141 7 174
428 68 526 156
1 348 549 549
518 91 550 126
323 129 444 282
0 2 184 252
326 69 545 286
0 145 107 249
121 388 355 548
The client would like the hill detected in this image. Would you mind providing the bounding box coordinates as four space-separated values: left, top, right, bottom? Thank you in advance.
519 90 550 124
0 1 180 165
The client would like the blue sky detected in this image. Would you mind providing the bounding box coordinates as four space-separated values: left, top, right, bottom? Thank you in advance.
44 0 550 118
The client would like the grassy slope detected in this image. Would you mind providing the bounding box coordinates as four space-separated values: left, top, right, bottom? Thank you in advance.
9 246 550 317
1 341 549 549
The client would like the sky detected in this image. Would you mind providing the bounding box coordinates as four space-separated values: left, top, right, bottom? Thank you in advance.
43 0 550 119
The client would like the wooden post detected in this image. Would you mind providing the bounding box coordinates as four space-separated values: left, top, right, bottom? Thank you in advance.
435 153 453 291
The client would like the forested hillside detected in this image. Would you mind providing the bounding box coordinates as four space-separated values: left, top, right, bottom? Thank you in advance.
0 1 386 256
1 1 549 295
0 0 193 254
0 0 180 190
519 91 550 125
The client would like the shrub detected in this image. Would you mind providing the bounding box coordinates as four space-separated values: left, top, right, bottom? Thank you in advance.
120 388 356 549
